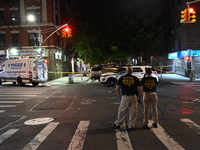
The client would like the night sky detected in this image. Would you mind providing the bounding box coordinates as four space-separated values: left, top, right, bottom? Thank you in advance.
73 0 129 19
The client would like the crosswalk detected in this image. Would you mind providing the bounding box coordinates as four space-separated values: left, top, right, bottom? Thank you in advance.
0 118 199 150
0 88 47 113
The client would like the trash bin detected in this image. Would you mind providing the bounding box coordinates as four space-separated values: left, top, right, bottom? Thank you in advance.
68 74 74 83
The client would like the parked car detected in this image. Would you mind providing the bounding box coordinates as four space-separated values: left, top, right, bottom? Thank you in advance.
90 66 102 79
90 66 118 79
100 66 158 87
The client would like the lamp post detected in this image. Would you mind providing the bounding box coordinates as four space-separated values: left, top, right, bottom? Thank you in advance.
27 13 42 58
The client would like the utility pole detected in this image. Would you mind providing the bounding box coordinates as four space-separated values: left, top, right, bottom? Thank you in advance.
186 0 200 7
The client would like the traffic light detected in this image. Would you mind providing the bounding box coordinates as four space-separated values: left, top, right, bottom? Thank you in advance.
62 27 72 37
180 9 187 23
187 8 196 23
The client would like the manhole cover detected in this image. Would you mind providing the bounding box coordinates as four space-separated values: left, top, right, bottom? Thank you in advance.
24 117 54 125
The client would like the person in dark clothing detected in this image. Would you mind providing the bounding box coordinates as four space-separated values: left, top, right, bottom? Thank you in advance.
141 68 158 128
114 67 143 131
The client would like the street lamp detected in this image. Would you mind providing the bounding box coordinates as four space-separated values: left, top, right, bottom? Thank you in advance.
27 13 42 58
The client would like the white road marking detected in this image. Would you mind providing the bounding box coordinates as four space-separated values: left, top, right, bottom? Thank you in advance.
22 122 59 150
0 101 24 103
0 95 37 97
67 121 90 150
115 122 133 150
0 98 30 100
149 120 185 150
0 110 5 113
0 129 19 144
0 105 16 107
0 93 43 95
30 91 57 111
181 118 200 134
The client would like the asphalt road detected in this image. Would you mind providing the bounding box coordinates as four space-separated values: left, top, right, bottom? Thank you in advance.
0 78 199 150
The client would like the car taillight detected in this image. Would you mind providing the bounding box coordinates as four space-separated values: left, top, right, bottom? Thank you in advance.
29 71 32 78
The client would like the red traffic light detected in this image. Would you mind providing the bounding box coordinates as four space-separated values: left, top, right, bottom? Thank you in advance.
185 56 191 61
188 8 194 13
62 26 72 37
64 27 70 32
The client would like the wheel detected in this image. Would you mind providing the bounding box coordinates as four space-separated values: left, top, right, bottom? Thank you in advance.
17 78 24 86
107 78 117 87
32 82 39 86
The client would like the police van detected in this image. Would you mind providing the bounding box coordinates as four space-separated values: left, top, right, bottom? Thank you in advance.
0 57 48 86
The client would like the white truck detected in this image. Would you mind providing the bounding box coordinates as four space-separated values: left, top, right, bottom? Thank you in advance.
0 57 48 86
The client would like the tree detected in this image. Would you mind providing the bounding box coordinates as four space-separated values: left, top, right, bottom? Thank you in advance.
72 0 166 65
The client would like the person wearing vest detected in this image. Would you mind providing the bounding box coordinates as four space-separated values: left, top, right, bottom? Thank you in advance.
141 68 158 128
114 67 143 131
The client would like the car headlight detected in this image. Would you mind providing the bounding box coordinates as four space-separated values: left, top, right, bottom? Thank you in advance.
101 75 109 77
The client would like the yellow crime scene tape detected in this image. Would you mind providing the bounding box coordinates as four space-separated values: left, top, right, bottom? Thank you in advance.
48 65 194 74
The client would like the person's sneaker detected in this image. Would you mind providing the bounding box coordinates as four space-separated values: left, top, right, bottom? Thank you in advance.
114 123 120 129
143 124 150 129
152 123 157 128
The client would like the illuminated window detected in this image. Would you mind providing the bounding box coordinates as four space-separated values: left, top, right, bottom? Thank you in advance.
11 10 20 25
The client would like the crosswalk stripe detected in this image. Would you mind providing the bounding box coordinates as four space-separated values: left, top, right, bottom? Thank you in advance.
0 105 16 107
115 122 133 150
22 122 59 150
181 118 200 134
149 120 185 150
0 95 37 97
67 120 90 150
0 129 19 144
0 93 43 95
0 101 24 103
0 110 5 113
0 98 30 100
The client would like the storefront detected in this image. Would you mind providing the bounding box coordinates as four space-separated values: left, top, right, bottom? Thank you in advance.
168 50 200 78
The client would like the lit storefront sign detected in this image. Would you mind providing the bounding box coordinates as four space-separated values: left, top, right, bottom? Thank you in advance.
168 50 200 59
168 52 178 59
10 49 44 57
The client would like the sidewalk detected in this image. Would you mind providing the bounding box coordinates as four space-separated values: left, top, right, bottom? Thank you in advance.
46 74 90 85
46 73 200 85
158 73 200 83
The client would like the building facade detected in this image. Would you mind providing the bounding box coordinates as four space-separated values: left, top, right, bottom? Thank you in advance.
0 0 75 80
155 0 200 78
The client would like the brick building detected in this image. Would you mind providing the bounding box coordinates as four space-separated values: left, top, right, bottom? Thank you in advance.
0 0 75 80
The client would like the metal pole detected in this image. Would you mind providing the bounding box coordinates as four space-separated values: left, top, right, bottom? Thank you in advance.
157 104 168 126
41 23 68 45
186 0 200 6
37 11 42 58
